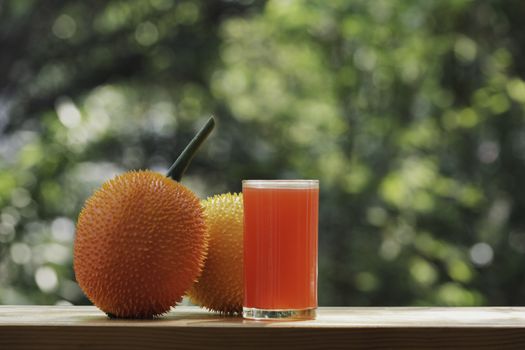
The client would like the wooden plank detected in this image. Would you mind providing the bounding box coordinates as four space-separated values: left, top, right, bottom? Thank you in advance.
0 306 524 349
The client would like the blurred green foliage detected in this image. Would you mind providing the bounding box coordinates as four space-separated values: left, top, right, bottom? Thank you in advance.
1 0 525 307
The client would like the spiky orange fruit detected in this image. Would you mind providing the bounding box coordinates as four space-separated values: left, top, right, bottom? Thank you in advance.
74 170 208 319
187 193 243 314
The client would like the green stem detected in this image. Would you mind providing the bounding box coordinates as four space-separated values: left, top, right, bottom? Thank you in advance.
167 116 215 181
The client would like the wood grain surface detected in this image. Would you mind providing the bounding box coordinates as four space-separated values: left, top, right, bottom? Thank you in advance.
1 306 524 349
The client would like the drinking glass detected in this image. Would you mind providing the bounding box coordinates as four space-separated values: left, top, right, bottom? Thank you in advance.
242 180 319 320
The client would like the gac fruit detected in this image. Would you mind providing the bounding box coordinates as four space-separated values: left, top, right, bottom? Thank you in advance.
188 193 243 314
74 117 215 319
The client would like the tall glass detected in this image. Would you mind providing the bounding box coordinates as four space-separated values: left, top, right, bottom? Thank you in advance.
242 180 319 320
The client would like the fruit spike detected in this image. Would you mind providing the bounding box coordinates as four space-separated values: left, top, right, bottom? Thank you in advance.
167 116 215 182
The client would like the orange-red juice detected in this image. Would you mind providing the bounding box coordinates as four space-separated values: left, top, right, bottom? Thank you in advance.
243 180 318 313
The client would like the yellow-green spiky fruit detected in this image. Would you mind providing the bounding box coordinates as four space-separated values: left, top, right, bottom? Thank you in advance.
187 193 243 314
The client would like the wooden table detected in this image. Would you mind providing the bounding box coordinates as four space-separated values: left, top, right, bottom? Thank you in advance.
1 306 524 349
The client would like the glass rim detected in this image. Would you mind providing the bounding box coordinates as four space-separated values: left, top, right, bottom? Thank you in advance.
242 179 319 189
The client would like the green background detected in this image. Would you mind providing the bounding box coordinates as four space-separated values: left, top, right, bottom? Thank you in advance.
1 0 525 307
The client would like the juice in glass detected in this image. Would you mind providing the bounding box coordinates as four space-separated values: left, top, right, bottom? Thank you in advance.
242 180 318 320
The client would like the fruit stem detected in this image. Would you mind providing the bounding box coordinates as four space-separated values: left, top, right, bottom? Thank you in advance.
167 116 215 181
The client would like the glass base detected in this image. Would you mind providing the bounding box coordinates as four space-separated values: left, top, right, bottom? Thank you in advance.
243 307 316 320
